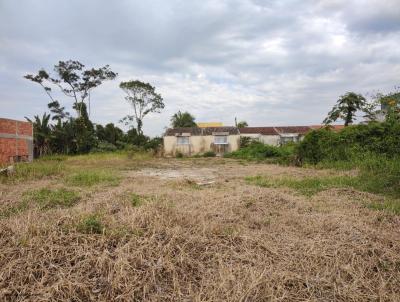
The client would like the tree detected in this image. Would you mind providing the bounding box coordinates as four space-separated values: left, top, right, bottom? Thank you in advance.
170 111 197 128
25 113 52 157
24 60 117 117
119 80 164 135
323 92 369 126
237 121 248 128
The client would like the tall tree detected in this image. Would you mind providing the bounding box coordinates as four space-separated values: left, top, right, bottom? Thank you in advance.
170 111 197 128
323 92 369 126
24 60 117 117
237 121 248 128
119 80 164 135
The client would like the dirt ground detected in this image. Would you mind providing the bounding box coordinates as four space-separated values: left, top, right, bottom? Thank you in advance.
0 157 399 301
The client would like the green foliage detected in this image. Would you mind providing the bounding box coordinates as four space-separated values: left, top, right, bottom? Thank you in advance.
297 120 400 164
2 160 65 182
0 200 30 218
24 188 80 210
65 170 120 187
171 111 197 128
91 141 118 153
130 193 145 207
203 151 216 157
175 151 184 158
25 60 117 117
225 141 293 160
237 121 248 128
323 92 371 126
239 136 254 148
367 199 400 215
120 80 164 135
77 214 104 234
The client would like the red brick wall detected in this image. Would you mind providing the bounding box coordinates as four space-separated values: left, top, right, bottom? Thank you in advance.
0 118 33 165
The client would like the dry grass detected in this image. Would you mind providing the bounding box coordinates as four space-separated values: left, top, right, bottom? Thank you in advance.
0 154 399 301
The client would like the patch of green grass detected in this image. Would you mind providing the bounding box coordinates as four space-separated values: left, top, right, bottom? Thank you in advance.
0 200 30 218
1 160 65 183
246 173 400 215
77 214 104 234
245 175 356 197
130 193 145 207
65 170 120 187
367 199 400 215
24 188 80 210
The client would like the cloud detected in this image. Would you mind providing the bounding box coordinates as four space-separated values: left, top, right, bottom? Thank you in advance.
0 0 399 136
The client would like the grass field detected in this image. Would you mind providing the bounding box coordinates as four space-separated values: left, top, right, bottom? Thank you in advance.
0 152 399 301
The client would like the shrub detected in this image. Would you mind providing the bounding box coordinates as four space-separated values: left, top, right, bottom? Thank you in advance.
239 136 254 148
225 141 291 160
176 151 184 158
77 214 104 234
130 193 144 207
203 151 216 157
297 120 400 164
91 141 118 153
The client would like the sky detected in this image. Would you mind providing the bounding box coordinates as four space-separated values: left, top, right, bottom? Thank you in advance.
0 0 399 136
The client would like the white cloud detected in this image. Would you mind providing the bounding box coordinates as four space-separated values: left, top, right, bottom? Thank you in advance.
0 0 399 136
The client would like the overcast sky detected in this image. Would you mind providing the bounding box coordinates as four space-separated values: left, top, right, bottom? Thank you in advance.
1 0 399 136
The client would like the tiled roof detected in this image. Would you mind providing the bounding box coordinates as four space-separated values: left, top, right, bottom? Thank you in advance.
164 125 345 136
165 127 239 136
239 127 278 135
310 125 345 132
274 126 311 134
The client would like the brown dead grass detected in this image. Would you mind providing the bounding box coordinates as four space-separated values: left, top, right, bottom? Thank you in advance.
0 156 399 301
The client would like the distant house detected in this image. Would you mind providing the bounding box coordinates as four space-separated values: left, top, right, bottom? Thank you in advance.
239 126 313 146
163 127 240 156
0 118 33 165
163 125 330 156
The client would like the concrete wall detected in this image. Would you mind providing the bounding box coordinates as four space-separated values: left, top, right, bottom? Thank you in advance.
0 118 33 165
240 133 281 146
164 135 240 156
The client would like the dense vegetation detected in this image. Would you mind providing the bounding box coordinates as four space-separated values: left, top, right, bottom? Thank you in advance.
226 92 400 201
25 60 163 157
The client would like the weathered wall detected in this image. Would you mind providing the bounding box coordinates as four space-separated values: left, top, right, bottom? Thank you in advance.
240 133 281 146
164 135 240 156
0 118 33 165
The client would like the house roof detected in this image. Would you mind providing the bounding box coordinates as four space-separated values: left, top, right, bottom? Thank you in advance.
274 126 312 134
239 127 278 135
164 125 345 137
310 125 345 132
165 126 239 136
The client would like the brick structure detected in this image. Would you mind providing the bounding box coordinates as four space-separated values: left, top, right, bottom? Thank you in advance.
0 118 33 165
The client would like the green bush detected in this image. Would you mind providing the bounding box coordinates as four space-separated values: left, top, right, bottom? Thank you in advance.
225 141 293 160
176 151 184 158
203 151 216 157
77 214 104 234
91 141 118 153
297 121 400 164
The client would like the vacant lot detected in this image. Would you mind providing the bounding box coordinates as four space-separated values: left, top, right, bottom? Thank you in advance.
0 153 399 301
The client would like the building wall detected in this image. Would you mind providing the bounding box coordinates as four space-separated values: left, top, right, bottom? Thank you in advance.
240 133 281 146
164 135 240 156
0 118 33 165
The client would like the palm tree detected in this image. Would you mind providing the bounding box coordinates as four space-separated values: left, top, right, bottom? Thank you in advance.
26 113 52 157
170 111 197 128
